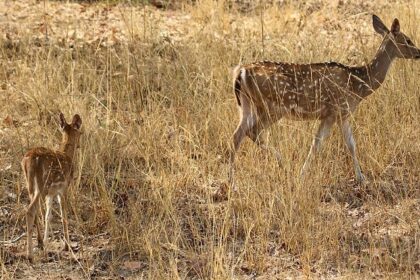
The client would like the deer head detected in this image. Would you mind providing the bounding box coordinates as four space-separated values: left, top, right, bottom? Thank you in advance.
59 113 82 152
373 15 420 60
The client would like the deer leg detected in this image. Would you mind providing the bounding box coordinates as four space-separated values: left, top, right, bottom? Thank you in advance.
43 195 53 248
26 184 43 249
26 191 41 261
247 117 282 166
229 120 246 184
340 119 365 182
58 194 70 251
34 214 43 250
301 117 335 178
229 104 256 185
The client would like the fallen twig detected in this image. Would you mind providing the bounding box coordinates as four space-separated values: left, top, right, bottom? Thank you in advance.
0 232 26 244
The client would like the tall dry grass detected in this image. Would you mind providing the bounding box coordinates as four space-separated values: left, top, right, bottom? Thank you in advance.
0 0 419 278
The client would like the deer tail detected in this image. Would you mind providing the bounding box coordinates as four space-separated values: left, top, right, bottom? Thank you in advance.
232 65 243 106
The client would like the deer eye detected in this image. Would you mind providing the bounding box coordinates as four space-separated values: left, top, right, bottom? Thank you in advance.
406 39 413 45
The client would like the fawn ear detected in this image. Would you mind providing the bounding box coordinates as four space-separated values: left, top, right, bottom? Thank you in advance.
71 114 82 130
372 15 389 36
390 18 400 34
59 113 67 130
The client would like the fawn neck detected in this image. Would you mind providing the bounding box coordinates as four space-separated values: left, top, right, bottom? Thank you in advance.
60 140 77 160
363 37 397 95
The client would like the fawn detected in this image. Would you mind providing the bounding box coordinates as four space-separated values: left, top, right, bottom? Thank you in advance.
22 113 82 261
229 15 420 184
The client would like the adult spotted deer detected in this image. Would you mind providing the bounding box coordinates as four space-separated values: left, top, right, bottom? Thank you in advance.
22 113 82 261
229 15 420 184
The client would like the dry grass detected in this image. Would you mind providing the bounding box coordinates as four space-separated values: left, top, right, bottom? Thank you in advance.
0 0 419 279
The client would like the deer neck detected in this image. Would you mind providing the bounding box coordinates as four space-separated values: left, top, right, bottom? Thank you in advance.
60 141 77 161
364 38 396 92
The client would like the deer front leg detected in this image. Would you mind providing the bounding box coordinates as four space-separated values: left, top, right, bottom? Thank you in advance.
300 117 335 179
340 119 365 182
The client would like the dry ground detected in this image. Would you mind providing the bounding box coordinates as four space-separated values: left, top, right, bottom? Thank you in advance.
0 0 419 279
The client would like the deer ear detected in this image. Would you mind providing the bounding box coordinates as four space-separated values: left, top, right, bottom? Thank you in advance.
390 18 400 33
71 114 82 130
59 113 67 130
372 15 389 36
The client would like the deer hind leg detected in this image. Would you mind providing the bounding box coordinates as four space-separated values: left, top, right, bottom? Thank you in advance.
301 116 335 179
340 119 365 182
229 99 257 185
58 193 70 251
26 190 41 261
34 213 43 250
43 195 53 248
247 114 282 166
24 170 44 250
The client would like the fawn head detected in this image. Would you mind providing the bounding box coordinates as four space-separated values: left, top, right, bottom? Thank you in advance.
373 15 420 60
59 113 82 149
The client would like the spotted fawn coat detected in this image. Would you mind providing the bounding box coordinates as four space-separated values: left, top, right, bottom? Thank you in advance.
22 113 82 261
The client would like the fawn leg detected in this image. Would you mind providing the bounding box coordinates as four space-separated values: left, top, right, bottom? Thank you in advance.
26 191 41 261
43 196 53 247
58 194 70 251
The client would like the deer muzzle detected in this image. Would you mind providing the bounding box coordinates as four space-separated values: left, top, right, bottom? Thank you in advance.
416 49 420 59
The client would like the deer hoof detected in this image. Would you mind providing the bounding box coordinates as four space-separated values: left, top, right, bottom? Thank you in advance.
26 253 34 263
62 244 70 251
356 173 366 185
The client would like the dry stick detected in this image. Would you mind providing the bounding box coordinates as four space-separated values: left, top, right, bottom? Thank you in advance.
0 233 26 244
1 204 29 245
260 0 265 56
42 0 49 113
43 0 48 43
143 5 147 42
65 241 90 279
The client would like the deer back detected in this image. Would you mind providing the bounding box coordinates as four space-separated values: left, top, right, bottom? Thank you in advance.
239 61 368 120
22 147 74 196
